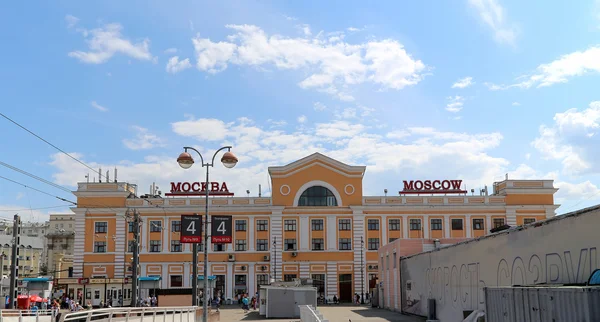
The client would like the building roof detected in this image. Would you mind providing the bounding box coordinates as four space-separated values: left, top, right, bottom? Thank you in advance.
0 234 44 249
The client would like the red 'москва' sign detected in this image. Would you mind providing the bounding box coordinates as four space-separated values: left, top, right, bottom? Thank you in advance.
165 182 234 196
400 180 467 194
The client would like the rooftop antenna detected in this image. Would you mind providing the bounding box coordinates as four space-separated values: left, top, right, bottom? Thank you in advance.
258 184 262 197
98 167 102 183
505 173 508 180
85 174 89 183
384 189 388 197
114 167 117 183
246 190 250 198
471 188 475 196
106 170 109 183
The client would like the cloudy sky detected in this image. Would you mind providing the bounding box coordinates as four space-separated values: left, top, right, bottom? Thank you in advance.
1 0 600 222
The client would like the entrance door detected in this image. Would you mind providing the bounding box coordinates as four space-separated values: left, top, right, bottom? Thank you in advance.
92 289 101 306
338 274 352 303
311 274 325 303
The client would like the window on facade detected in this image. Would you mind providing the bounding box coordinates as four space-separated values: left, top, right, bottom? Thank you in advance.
235 275 247 286
298 186 338 206
284 220 297 231
170 275 183 287
311 219 324 231
95 222 107 234
128 222 135 233
235 220 247 231
284 274 297 282
473 219 484 230
128 240 136 252
409 219 421 231
339 238 352 250
149 240 161 252
94 241 106 253
368 238 380 250
368 219 379 230
312 238 324 250
338 219 351 231
393 253 397 269
493 218 505 228
171 221 181 232
150 221 162 232
430 219 442 230
235 239 247 251
389 219 401 231
171 240 182 252
284 239 297 251
451 219 463 230
256 220 268 231
257 274 269 288
256 239 268 251
524 218 536 225
213 244 225 252
389 237 397 243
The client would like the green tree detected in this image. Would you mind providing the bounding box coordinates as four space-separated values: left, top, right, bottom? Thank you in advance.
39 263 48 275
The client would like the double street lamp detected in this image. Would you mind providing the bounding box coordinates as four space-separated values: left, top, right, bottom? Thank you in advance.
177 146 238 322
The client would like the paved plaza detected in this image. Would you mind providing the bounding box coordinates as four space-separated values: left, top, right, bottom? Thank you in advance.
217 305 426 322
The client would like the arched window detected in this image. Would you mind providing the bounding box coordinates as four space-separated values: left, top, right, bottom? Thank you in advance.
298 186 338 206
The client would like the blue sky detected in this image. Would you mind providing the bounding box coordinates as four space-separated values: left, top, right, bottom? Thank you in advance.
2 0 600 222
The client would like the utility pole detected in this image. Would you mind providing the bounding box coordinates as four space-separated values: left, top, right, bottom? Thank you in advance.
8 214 20 309
131 209 141 307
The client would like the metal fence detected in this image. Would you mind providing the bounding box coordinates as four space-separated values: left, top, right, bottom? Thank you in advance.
59 306 198 322
0 309 55 322
299 305 328 322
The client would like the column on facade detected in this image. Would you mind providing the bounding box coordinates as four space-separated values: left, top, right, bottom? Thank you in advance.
506 210 517 226
248 218 255 252
401 216 408 239
140 219 148 254
73 211 85 277
248 263 255 296
114 214 126 278
183 263 191 288
465 214 472 238
270 212 283 282
326 262 338 299
422 215 429 239
380 215 388 245
299 216 309 251
444 217 450 239
299 262 310 279
225 262 234 299
486 216 492 233
326 216 336 250
352 211 365 297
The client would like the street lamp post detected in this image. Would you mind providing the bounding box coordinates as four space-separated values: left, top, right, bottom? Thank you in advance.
177 146 238 322
360 236 365 304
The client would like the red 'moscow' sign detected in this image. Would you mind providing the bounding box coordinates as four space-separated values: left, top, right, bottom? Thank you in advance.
165 182 233 196
400 180 467 194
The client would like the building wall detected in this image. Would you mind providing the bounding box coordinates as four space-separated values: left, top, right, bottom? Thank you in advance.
46 214 75 277
71 153 558 305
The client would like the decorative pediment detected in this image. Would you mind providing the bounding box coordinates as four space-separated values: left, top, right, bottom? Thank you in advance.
268 152 365 179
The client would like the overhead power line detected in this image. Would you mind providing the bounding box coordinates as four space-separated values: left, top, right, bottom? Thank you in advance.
0 205 72 212
0 160 72 193
0 112 109 182
0 175 77 205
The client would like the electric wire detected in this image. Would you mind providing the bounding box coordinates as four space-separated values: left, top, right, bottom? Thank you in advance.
0 205 72 212
0 112 110 182
0 160 72 193
0 175 76 205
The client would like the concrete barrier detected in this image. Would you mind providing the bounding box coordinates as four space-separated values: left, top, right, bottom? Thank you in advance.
0 309 54 322
299 305 328 322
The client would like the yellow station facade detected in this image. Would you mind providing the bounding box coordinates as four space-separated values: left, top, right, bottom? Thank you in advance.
66 153 558 305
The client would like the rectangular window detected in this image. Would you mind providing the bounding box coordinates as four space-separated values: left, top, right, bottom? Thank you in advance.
256 220 268 231
339 238 352 250
524 218 536 225
149 240 161 252
409 219 421 231
389 237 397 243
473 219 484 230
368 219 380 231
170 275 183 287
368 238 380 250
213 244 225 252
312 238 324 250
171 221 181 232
235 220 247 231
128 240 136 252
94 222 107 234
284 239 297 251
493 218 505 228
128 222 135 233
430 219 442 230
94 241 106 253
284 274 297 282
256 239 268 251
235 239 247 251
311 219 324 231
451 219 463 230
171 240 182 252
150 221 162 232
389 219 401 231
393 253 397 269
284 220 297 231
338 219 351 231
256 274 269 288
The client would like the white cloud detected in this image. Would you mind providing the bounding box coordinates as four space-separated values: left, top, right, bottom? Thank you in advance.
0 204 67 223
191 24 428 99
69 23 154 64
283 15 297 21
171 118 231 141
122 126 166 150
347 27 362 32
16 192 24 200
297 24 311 37
267 119 287 127
452 76 474 88
525 153 531 160
91 101 108 112
446 96 464 113
65 15 79 28
512 102 520 106
166 56 192 73
313 102 327 111
555 180 600 202
189 20 195 31
486 46 600 90
297 115 307 123
532 101 600 175
164 48 178 54
468 0 518 46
